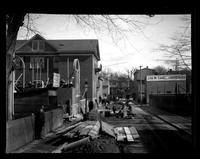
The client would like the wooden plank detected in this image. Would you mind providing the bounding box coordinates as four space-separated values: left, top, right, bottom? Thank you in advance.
101 121 115 137
52 142 68 153
124 127 131 135
64 131 76 138
117 135 126 141
71 122 89 133
129 127 140 139
88 121 100 138
62 137 90 152
79 125 94 136
64 122 92 138
114 127 126 142
124 127 134 142
126 134 134 142
56 122 82 135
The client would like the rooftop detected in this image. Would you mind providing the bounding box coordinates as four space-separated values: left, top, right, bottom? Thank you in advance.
16 34 100 60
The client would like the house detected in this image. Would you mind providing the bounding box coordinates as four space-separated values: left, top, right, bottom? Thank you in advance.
15 34 102 114
133 66 155 104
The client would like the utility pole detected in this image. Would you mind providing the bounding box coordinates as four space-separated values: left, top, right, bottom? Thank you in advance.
139 66 142 106
84 80 88 120
127 70 129 89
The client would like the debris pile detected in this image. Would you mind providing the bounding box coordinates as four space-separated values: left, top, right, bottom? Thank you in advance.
63 114 84 122
52 119 140 153
103 101 135 119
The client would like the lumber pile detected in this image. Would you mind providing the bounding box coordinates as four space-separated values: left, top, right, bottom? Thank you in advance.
52 120 140 153
52 121 100 153
114 126 140 142
63 121 100 139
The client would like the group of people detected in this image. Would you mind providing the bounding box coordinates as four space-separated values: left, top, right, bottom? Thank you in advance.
115 101 133 118
99 94 110 109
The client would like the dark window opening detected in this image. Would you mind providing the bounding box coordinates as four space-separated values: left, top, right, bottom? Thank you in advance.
32 40 45 51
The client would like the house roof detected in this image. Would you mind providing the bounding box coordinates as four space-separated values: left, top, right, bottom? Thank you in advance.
16 34 100 60
134 67 155 75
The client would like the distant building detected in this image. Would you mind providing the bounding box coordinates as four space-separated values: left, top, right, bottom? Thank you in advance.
109 75 118 97
146 74 187 103
109 75 129 99
133 66 155 103
166 69 192 94
15 34 101 113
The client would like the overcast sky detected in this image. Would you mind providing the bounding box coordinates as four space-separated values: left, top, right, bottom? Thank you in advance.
17 14 191 73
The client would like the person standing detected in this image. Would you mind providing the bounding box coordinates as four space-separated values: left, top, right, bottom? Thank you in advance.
112 105 116 115
99 96 102 105
65 100 70 115
34 105 45 139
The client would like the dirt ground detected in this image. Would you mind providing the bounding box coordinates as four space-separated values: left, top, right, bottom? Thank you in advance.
63 133 121 153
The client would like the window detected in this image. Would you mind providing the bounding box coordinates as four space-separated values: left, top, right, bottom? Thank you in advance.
32 40 45 51
30 57 44 69
39 40 45 50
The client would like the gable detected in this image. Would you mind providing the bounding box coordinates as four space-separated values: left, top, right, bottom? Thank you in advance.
16 34 100 60
16 34 57 52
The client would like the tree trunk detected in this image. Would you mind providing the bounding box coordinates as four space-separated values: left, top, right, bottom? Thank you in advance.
6 13 26 120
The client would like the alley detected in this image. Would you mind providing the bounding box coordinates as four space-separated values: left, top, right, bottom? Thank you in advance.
101 102 192 153
12 101 192 154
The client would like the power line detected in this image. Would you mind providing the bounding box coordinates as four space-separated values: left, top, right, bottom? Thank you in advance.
103 61 128 67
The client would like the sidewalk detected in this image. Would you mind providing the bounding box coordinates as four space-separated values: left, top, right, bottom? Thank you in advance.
11 120 80 153
131 103 192 135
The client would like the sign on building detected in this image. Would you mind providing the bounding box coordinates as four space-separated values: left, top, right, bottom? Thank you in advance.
146 74 186 81
53 73 60 87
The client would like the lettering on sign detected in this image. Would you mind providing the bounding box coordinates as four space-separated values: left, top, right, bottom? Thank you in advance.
53 73 60 87
146 74 186 81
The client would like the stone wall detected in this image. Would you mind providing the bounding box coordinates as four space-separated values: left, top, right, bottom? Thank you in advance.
6 115 35 153
42 108 63 136
6 108 63 153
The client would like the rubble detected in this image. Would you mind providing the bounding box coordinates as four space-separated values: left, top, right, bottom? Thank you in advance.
52 108 140 153
63 121 100 139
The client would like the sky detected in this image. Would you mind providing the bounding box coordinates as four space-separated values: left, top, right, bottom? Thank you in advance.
17 14 191 74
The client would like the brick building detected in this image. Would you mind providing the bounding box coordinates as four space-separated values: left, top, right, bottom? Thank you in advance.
15 34 101 111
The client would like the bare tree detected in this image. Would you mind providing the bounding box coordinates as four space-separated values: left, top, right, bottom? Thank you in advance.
6 13 26 120
125 67 137 80
153 65 168 75
154 15 191 71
